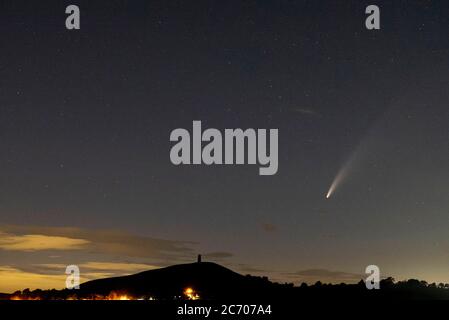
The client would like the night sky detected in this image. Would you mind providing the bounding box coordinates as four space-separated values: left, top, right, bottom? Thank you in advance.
1 0 449 292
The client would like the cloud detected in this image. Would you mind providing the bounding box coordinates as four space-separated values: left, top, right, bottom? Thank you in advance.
0 232 89 251
0 225 238 293
36 261 158 273
235 264 269 274
0 266 115 293
291 107 321 117
80 262 158 272
289 269 363 284
203 252 233 259
0 266 67 293
0 224 200 293
0 225 195 260
261 223 277 233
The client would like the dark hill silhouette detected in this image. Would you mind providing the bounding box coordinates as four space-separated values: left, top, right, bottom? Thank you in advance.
78 261 276 299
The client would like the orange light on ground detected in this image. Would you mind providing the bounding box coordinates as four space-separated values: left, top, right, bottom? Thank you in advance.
184 287 200 300
10 296 41 300
104 292 132 300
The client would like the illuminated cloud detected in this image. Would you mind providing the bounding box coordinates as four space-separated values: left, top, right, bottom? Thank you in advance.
0 266 67 293
0 232 89 251
0 225 195 259
0 266 115 293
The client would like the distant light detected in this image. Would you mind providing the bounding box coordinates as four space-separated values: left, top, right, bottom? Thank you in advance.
184 287 199 300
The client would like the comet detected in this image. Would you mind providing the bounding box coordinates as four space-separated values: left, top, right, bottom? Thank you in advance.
324 102 394 199
325 152 357 199
325 165 347 198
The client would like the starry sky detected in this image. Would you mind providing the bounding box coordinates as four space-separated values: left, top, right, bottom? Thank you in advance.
1 0 449 292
